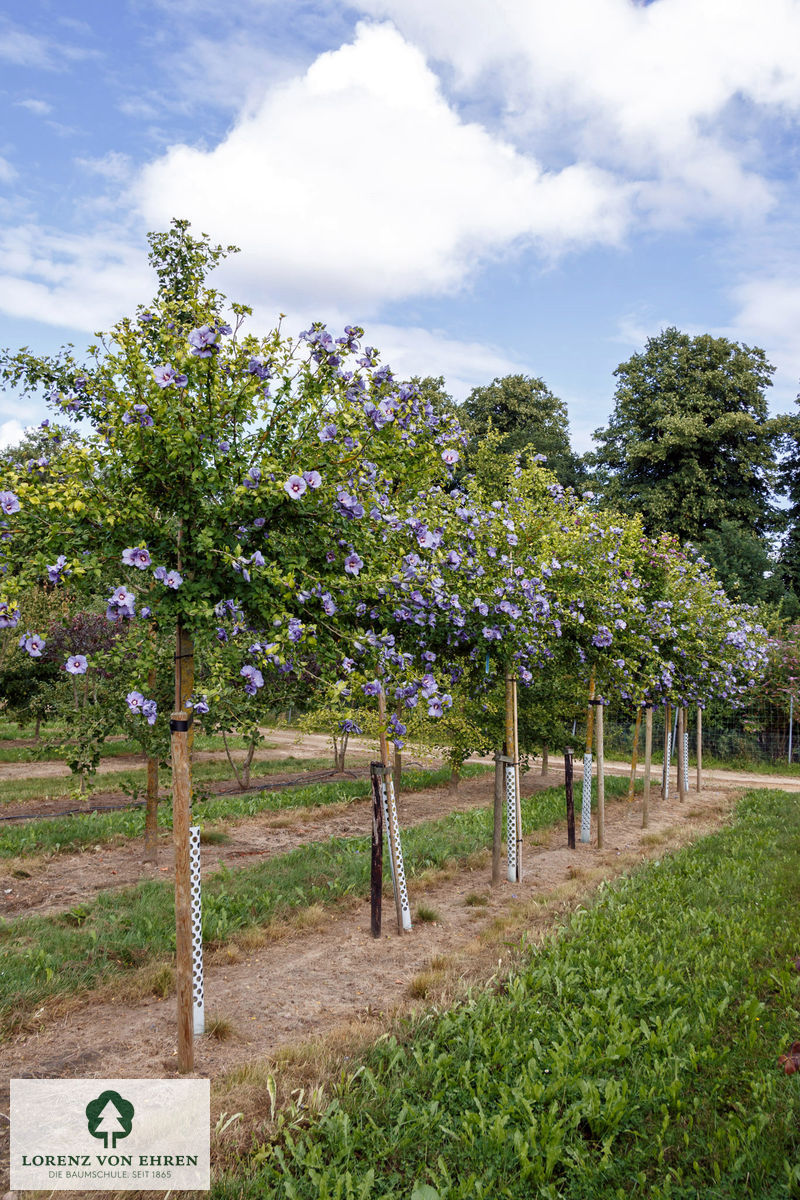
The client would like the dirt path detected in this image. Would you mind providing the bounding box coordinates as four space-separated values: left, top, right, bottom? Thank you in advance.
0 783 736 1120
0 769 507 919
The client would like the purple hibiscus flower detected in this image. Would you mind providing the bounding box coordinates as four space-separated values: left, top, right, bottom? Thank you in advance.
122 546 152 569
319 423 337 443
126 691 145 713
189 696 210 715
303 470 322 489
20 632 46 657
362 680 382 697
441 448 459 466
284 474 307 499
344 552 364 576
142 699 158 725
164 570 183 589
65 654 88 675
188 325 219 357
0 491 20 515
0 603 20 629
592 626 613 649
47 555 69 583
153 364 188 388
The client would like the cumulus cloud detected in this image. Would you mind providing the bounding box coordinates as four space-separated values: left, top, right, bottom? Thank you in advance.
0 419 26 450
134 22 631 312
354 0 800 223
0 225 151 332
15 97 52 116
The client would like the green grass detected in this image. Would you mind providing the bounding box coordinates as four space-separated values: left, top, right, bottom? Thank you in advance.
213 788 800 1200
0 763 486 859
0 727 291 763
0 767 603 1032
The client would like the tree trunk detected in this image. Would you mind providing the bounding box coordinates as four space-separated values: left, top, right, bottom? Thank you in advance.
541 746 549 776
627 707 642 801
143 661 160 863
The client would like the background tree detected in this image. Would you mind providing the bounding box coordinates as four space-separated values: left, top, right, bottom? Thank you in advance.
592 328 778 568
462 374 587 489
775 395 800 615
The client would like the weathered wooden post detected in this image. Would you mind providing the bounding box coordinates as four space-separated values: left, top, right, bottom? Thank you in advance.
171 709 193 1073
492 750 503 885
643 705 652 828
564 747 575 849
677 706 687 802
377 685 410 934
369 763 384 938
581 668 597 843
662 702 672 801
697 706 703 793
596 701 605 849
627 706 642 801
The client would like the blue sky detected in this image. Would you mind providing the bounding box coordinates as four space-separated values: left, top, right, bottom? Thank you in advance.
1 0 800 452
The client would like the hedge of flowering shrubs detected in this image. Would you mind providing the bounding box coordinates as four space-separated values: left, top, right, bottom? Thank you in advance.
0 222 769 761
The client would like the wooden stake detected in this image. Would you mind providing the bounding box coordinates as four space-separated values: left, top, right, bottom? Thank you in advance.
643 705 652 828
492 750 503 885
662 702 671 801
370 763 383 938
697 706 703 793
171 710 193 1074
512 673 522 882
144 753 159 863
627 706 642 801
677 706 686 802
377 685 405 934
564 747 575 849
596 702 605 849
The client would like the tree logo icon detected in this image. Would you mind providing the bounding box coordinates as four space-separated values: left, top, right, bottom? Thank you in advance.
85 1090 135 1149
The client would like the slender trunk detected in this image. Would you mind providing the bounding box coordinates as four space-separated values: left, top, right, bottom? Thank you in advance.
221 730 244 790
596 702 605 849
643 706 652 828
449 763 461 791
34 715 41 742
143 661 159 863
677 706 686 802
144 755 160 862
627 707 642 801
541 746 549 776
172 707 193 1073
393 703 402 808
697 706 703 793
242 733 257 791
492 751 503 884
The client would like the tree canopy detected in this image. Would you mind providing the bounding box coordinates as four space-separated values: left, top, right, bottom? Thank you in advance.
462 374 587 489
592 328 777 550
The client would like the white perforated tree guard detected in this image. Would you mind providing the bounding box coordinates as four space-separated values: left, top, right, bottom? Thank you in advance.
581 753 592 843
683 730 689 793
189 825 205 1036
664 733 672 801
381 779 411 931
505 763 517 882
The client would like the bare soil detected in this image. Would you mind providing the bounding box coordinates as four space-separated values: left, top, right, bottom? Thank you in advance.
0 781 736 1146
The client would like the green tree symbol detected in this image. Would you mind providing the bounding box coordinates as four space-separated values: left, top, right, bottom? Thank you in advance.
86 1090 135 1149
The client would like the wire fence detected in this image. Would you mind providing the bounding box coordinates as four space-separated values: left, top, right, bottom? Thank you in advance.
601 699 797 767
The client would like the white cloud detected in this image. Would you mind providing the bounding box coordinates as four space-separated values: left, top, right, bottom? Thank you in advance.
0 225 151 333
76 151 133 183
134 22 632 313
353 0 800 223
0 156 17 183
724 276 800 412
15 97 52 116
0 419 25 450
363 322 530 400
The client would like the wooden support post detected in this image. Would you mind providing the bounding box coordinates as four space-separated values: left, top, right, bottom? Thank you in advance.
677 707 686 802
581 669 596 844
564 747 575 849
596 702 605 849
697 706 703 793
171 710 193 1074
627 706 642 801
662 702 671 801
643 705 652 828
492 750 503 885
378 685 406 934
369 763 384 938
512 673 522 882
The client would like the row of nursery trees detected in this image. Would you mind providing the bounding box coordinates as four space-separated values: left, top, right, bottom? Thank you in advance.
0 223 769 835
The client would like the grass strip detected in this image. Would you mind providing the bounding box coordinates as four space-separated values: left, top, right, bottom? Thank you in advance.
0 767 608 1034
214 788 800 1200
0 764 485 860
